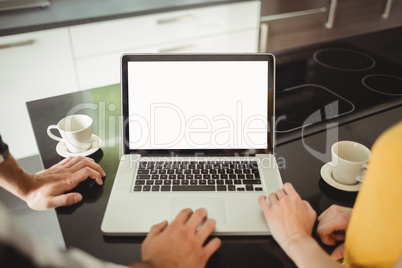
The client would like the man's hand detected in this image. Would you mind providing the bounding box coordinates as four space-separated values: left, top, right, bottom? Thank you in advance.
316 205 352 260
258 183 317 253
25 156 106 210
141 208 221 268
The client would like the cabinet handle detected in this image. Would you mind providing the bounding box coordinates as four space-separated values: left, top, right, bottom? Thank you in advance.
382 0 393 19
0 39 35 50
260 7 327 22
157 14 195 25
325 0 338 29
158 44 195 53
259 23 269 53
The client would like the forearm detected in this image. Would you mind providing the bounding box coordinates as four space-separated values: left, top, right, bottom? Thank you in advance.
0 153 31 200
286 236 343 268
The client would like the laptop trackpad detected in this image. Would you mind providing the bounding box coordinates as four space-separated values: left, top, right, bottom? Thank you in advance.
171 198 226 225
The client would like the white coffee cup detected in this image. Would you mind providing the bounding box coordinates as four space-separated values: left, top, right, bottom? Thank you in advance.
47 114 93 153
331 141 371 185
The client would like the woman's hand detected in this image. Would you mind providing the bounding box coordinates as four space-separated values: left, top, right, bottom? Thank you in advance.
316 205 352 260
258 183 317 253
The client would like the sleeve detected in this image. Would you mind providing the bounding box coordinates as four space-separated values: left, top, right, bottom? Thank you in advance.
344 122 402 268
0 203 128 268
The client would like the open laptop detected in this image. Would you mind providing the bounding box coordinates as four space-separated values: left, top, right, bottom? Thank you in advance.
101 53 283 236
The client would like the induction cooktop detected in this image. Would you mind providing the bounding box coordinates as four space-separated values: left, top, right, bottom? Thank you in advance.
274 35 402 140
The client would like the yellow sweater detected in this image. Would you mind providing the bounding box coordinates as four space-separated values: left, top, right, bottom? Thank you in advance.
344 122 402 268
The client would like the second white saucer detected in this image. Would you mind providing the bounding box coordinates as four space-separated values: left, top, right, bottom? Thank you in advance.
320 162 362 192
56 134 102 158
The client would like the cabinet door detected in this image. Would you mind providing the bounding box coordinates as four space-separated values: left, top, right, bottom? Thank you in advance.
75 29 259 90
378 0 402 30
260 10 327 52
323 0 386 41
0 28 78 159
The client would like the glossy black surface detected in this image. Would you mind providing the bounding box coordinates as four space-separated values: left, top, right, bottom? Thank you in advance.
27 82 401 266
274 27 402 144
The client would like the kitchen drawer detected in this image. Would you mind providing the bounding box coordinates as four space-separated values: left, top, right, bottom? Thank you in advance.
75 29 258 89
69 1 260 59
0 28 78 158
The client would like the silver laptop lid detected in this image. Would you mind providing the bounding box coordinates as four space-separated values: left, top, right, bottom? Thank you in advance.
121 53 275 156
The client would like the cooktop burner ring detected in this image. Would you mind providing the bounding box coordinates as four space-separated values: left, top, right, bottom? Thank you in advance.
362 74 402 96
313 48 376 72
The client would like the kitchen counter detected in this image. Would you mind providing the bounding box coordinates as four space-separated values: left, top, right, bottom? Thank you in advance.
274 26 402 145
0 0 251 36
26 83 401 267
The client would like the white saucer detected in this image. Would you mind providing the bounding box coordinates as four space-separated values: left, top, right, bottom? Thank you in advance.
320 162 362 192
56 134 102 157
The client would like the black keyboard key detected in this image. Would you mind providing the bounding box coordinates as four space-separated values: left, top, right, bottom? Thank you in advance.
173 180 181 185
178 175 185 180
152 186 160 191
169 175 177 180
150 170 158 174
134 186 142 191
216 180 224 185
246 174 254 179
164 180 172 185
161 186 171 191
212 175 220 179
225 180 233 185
243 180 261 185
254 172 260 179
190 180 198 185
181 180 189 185
246 185 254 191
155 180 163 185
137 175 150 180
217 185 227 191
135 180 145 185
237 187 245 191
195 175 203 180
199 180 207 185
255 187 263 191
186 175 194 180
151 175 159 180
234 180 242 185
172 186 216 191
137 169 149 174
146 180 154 185
143 185 151 191
228 185 236 191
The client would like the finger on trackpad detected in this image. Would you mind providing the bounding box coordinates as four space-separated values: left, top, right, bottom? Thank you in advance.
171 198 226 225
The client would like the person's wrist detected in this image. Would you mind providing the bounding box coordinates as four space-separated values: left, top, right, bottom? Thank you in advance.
284 234 316 258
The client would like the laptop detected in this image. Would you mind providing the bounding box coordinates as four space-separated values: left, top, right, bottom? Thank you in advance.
101 53 283 236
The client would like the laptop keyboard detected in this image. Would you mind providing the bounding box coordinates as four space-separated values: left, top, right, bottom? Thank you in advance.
133 161 263 192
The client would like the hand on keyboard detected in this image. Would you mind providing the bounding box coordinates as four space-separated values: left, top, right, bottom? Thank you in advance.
141 208 221 268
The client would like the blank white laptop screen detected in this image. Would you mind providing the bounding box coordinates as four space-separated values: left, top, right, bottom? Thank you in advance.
127 61 268 150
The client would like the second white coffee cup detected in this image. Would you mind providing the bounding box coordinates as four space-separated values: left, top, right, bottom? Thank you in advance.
331 141 371 185
47 114 93 154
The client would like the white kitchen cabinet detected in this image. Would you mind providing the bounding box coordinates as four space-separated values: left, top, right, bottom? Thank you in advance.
0 28 78 159
70 1 261 89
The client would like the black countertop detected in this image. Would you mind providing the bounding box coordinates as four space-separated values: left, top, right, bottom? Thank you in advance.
0 0 252 36
26 82 401 267
25 26 401 267
274 26 402 146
